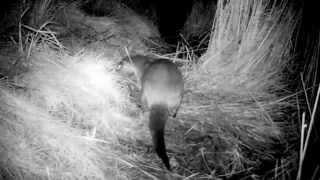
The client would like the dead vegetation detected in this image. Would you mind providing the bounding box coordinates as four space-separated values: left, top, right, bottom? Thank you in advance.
0 0 315 179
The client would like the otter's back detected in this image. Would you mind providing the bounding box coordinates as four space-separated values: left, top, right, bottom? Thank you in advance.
141 59 183 109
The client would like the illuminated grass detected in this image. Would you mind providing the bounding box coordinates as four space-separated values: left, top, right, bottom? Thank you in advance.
0 45 146 179
0 0 305 179
177 0 300 178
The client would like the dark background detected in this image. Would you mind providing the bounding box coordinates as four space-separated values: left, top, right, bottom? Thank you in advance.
295 0 320 179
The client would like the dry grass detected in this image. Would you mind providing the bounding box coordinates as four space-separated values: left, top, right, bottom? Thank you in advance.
296 30 320 180
0 0 305 179
51 1 161 56
0 45 147 179
177 0 300 178
0 1 165 179
297 84 320 180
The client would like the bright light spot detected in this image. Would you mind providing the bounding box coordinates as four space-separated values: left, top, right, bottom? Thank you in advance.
73 58 125 105
80 61 111 90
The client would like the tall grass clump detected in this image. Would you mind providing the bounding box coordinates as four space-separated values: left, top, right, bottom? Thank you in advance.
196 0 298 95
177 0 300 178
1 1 166 179
0 1 154 177
0 43 152 179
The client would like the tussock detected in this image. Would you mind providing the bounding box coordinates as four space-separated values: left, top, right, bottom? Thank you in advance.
193 0 298 95
177 0 300 177
0 88 111 179
0 46 147 179
1 0 161 179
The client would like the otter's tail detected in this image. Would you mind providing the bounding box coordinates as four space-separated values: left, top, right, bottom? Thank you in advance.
149 104 171 170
